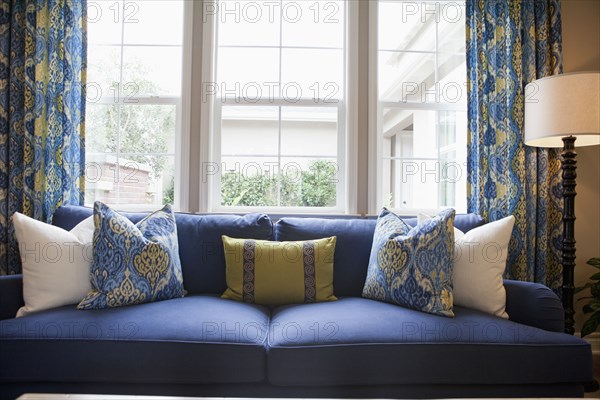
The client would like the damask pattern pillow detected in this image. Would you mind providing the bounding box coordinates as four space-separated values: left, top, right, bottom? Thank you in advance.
362 208 411 295
77 202 185 310
221 235 337 306
362 208 456 317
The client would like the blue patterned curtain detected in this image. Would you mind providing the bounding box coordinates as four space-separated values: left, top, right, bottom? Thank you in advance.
466 0 563 290
0 0 86 275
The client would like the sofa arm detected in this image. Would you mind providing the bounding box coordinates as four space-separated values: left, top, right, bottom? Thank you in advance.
504 279 564 332
0 274 24 320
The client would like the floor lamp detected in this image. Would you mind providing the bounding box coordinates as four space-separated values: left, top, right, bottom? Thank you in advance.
524 72 600 335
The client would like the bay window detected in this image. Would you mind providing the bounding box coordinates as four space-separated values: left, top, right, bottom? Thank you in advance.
84 0 467 215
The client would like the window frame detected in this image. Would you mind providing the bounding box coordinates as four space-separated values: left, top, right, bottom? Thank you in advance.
367 0 468 216
84 0 470 216
84 0 191 212
200 0 358 214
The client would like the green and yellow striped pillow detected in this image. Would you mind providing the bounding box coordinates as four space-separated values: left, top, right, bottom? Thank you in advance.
221 236 337 306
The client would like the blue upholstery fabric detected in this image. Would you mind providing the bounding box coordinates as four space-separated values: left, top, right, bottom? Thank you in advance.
0 381 585 400
504 279 564 332
452 213 485 233
78 203 185 309
362 208 456 317
275 218 376 297
0 206 585 398
274 213 484 297
267 297 592 386
0 295 269 384
52 206 274 294
0 275 24 320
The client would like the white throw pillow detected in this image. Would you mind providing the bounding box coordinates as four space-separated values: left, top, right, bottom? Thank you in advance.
12 213 94 317
418 213 515 318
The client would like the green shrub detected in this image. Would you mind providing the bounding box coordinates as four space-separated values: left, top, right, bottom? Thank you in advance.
220 160 336 207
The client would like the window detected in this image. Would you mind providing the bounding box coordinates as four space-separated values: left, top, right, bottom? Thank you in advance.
83 0 468 215
370 0 468 213
85 1 185 209
204 0 349 212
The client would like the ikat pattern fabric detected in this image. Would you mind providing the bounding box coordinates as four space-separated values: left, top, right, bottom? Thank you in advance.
0 0 87 274
466 0 563 290
77 202 185 310
362 208 456 317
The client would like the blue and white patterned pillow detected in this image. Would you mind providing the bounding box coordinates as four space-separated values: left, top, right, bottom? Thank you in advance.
362 208 456 317
77 202 185 310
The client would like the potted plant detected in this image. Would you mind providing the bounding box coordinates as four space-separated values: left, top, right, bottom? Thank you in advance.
575 257 600 337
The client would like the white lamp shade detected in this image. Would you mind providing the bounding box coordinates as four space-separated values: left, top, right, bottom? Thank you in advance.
524 72 600 148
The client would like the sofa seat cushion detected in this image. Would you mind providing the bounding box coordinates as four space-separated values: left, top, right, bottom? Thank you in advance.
0 295 269 384
267 297 592 387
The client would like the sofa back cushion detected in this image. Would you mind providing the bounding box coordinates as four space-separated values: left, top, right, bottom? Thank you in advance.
52 206 273 295
274 213 484 297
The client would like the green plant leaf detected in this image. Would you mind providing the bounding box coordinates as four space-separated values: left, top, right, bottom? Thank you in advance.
581 311 600 338
578 296 595 302
575 282 595 293
587 258 600 269
591 299 600 310
592 284 600 298
583 300 600 314
591 272 600 281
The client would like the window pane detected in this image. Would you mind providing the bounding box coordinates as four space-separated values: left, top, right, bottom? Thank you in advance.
86 104 117 153
383 158 442 209
85 154 119 206
438 3 466 54
280 107 337 157
381 108 467 210
214 0 346 210
85 1 183 208
378 51 436 103
438 52 467 104
123 1 184 45
87 45 120 98
281 49 343 100
119 104 176 155
376 1 467 211
279 157 338 207
220 156 279 207
281 0 344 48
217 0 281 47
221 106 279 156
85 154 175 207
87 2 122 45
382 108 438 159
122 46 182 96
378 1 436 52
217 48 280 99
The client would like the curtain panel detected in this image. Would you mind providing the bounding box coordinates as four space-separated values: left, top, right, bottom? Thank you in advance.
466 0 563 290
0 0 86 275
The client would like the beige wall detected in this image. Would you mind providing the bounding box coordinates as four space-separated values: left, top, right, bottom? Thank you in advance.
561 0 600 333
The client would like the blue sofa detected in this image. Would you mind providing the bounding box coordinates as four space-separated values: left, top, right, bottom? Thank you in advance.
0 206 593 399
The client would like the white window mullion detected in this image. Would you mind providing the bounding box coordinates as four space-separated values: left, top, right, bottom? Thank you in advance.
368 0 380 214
200 1 217 213
345 0 358 215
